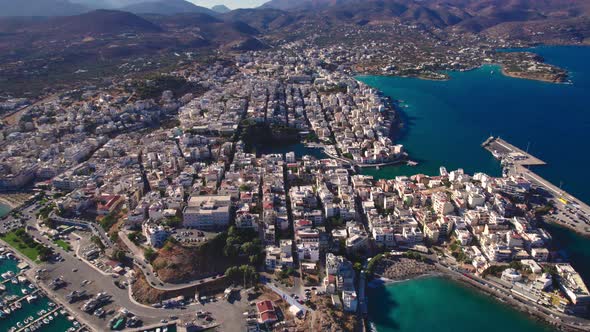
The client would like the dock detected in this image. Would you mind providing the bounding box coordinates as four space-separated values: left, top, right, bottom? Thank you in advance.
6 289 41 305
15 307 60 332
482 136 546 167
482 137 590 236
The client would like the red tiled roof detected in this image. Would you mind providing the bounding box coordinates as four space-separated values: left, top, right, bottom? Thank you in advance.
256 300 274 314
260 311 277 323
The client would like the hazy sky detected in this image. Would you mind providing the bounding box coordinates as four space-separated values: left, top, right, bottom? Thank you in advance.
191 0 268 9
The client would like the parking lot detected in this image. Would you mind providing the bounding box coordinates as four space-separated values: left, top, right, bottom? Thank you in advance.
170 228 218 246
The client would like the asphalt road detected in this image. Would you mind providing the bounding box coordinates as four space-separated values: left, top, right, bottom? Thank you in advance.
118 230 225 291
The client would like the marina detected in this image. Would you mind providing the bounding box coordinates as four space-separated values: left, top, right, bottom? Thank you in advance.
0 247 80 332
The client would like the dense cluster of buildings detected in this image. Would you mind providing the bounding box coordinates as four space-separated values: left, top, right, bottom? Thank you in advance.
0 44 587 324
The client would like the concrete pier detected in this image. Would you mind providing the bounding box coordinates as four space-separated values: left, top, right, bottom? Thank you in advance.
482 136 546 167
482 137 590 236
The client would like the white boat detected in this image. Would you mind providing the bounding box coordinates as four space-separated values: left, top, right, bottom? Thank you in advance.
21 289 28 295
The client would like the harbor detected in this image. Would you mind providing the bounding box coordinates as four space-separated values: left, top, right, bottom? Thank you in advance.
483 136 590 237
0 247 81 332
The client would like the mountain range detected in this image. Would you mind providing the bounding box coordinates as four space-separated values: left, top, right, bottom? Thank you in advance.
259 0 590 32
0 0 218 17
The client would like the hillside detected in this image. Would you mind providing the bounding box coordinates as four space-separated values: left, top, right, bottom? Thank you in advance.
121 0 216 16
259 0 590 32
45 9 163 35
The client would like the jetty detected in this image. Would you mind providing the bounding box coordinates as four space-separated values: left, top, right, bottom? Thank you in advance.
482 136 546 167
15 307 60 332
482 137 590 236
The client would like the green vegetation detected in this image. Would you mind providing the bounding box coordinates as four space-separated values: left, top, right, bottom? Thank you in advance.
1 229 53 262
225 265 259 287
99 213 118 232
224 226 263 264
367 253 384 275
90 235 105 250
37 203 55 221
402 251 427 262
481 265 510 278
303 132 319 143
275 267 295 280
144 247 157 262
164 216 182 228
110 249 127 262
54 239 71 251
127 231 146 245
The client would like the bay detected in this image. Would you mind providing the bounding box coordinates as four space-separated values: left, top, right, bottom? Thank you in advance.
368 277 555 332
359 46 590 332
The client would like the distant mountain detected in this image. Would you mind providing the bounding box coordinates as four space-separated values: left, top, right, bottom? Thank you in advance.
260 0 349 11
221 8 300 31
0 0 89 17
121 0 216 16
259 0 590 32
211 5 231 14
38 9 163 35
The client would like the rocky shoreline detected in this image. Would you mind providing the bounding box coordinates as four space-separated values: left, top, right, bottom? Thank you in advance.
373 257 438 281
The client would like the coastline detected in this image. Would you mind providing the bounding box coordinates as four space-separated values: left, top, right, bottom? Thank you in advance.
358 53 570 85
500 67 568 84
0 196 18 209
368 267 587 332
367 263 586 332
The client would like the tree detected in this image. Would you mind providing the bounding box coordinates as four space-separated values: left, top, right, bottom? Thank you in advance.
37 246 53 262
111 249 126 262
144 247 157 262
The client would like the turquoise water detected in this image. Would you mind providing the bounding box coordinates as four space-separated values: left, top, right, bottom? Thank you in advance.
368 277 555 332
360 46 590 332
0 258 74 332
358 46 590 205
0 204 10 218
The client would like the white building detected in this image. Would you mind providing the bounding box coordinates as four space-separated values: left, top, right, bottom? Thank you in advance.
183 195 231 229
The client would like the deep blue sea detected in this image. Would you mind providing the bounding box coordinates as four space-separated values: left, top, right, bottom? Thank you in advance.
359 46 590 205
359 46 590 332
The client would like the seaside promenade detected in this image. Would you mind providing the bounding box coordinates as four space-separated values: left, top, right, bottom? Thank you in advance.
483 137 590 236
